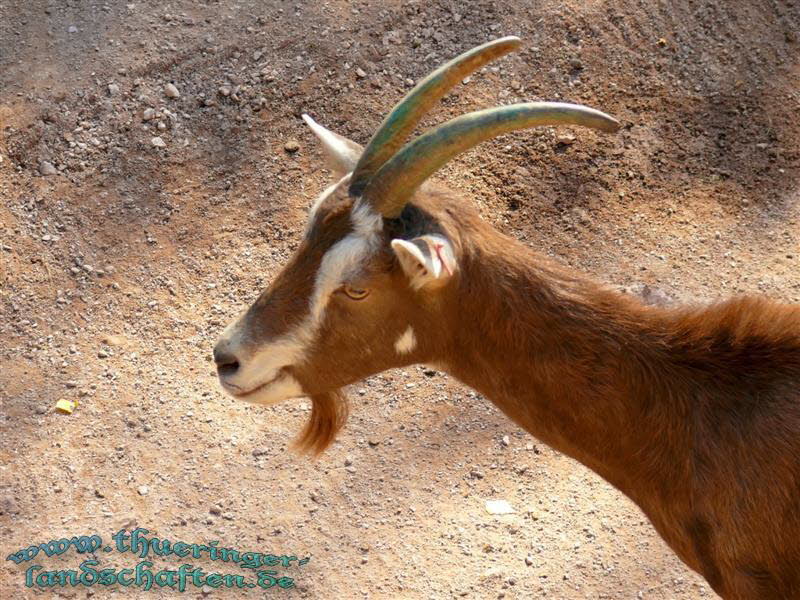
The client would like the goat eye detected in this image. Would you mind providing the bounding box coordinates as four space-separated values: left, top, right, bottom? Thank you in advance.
343 285 369 300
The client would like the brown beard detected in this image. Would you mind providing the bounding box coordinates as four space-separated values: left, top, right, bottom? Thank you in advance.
292 390 349 455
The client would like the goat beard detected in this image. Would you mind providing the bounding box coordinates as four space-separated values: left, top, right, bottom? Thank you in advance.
292 390 349 456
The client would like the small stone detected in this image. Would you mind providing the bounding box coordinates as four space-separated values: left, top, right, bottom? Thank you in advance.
164 83 180 98
107 83 120 96
570 58 583 69
201 584 213 595
137 485 149 496
501 435 510 447
39 161 57 176
525 555 534 566
252 447 267 457
284 140 300 153
218 85 231 97
142 108 156 121
68 25 78 33
344 456 353 466
97 350 109 358
557 133 576 145
355 67 367 79
485 499 515 515
151 136 166 148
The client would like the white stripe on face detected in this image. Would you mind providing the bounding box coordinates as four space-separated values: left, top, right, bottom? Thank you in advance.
307 200 382 322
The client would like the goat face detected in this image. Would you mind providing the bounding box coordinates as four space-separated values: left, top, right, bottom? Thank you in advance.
212 37 618 451
213 120 459 408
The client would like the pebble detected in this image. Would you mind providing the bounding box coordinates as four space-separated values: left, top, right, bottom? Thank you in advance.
151 136 166 148
137 485 149 496
525 555 534 566
501 435 510 447
355 67 367 79
218 85 231 97
142 108 156 121
39 161 57 176
68 25 78 33
108 83 120 96
284 140 300 153
164 83 180 98
344 456 353 466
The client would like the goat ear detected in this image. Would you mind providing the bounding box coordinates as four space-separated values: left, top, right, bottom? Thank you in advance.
391 234 456 290
302 114 363 177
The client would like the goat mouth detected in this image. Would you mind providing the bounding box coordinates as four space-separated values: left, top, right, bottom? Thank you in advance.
227 372 283 399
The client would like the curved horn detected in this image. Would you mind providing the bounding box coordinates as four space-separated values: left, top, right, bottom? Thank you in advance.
348 36 521 197
363 102 621 218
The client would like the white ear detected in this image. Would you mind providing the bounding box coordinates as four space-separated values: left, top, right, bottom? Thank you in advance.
302 114 363 177
391 234 457 290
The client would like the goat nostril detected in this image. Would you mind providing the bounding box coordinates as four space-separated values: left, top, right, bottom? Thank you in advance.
213 346 240 378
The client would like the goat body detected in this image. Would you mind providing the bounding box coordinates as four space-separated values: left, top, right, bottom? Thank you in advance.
214 37 800 599
441 194 800 598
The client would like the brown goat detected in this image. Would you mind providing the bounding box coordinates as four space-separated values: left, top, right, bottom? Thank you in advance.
214 38 800 598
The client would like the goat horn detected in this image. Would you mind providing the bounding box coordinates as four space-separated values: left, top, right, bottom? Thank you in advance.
348 36 521 197
362 102 621 218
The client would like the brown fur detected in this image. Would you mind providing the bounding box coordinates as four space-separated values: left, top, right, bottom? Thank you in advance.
292 391 349 455
223 180 800 598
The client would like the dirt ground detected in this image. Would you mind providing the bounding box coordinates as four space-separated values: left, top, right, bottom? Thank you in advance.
1 1 799 598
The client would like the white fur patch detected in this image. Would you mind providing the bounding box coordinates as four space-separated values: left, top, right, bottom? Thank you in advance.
232 372 305 407
310 235 369 322
222 315 309 393
350 197 383 237
394 326 417 354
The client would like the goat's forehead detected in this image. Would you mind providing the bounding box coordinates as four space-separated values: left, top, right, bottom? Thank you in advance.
305 175 354 238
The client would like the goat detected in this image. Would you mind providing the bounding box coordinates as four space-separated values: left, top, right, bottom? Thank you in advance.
213 37 800 599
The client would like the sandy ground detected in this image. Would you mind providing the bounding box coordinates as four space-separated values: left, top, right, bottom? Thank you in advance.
1 1 799 598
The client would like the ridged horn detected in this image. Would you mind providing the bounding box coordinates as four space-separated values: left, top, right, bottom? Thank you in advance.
362 102 621 218
348 36 521 197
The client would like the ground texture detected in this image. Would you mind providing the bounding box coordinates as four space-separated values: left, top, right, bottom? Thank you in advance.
1 1 799 598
